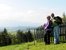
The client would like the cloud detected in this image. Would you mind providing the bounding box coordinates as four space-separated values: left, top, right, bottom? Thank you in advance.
0 4 13 21
0 4 64 27
0 4 45 27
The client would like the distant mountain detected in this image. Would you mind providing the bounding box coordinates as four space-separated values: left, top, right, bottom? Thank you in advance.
0 26 38 32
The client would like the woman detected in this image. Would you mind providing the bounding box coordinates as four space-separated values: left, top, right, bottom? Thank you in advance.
44 16 52 44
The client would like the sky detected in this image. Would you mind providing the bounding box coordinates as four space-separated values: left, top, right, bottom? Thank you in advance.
0 0 66 27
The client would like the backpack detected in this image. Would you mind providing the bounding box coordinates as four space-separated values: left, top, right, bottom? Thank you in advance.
54 16 62 25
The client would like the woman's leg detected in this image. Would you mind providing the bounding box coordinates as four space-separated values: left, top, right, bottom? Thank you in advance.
44 31 49 44
47 31 51 44
44 32 47 44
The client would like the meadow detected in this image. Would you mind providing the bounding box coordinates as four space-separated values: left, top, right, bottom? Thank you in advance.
0 42 66 50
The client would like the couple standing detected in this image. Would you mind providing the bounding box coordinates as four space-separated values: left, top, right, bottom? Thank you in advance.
44 13 62 44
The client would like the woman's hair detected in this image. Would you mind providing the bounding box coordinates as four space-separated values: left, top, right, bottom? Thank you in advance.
47 16 51 20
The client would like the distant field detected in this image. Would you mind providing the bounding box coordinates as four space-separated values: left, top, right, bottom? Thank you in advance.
0 42 66 50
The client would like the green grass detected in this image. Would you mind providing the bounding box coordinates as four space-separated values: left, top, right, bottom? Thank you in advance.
0 42 66 50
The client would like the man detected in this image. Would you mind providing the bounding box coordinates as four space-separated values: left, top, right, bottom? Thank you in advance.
44 16 52 44
51 13 62 44
51 13 62 24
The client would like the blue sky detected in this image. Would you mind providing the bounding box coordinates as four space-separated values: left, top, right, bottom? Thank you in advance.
0 0 66 27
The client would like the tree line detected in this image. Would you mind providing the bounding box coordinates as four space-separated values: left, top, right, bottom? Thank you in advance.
0 28 34 46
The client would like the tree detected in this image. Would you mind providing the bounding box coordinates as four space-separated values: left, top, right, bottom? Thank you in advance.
26 30 34 42
16 30 27 43
62 12 66 24
0 28 11 46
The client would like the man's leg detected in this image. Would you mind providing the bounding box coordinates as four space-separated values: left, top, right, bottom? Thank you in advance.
54 26 57 44
54 26 60 44
56 26 60 44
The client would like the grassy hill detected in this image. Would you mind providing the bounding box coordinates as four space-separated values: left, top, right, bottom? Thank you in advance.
0 42 66 50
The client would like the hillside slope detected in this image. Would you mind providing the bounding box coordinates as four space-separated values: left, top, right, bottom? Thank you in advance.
0 42 66 50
